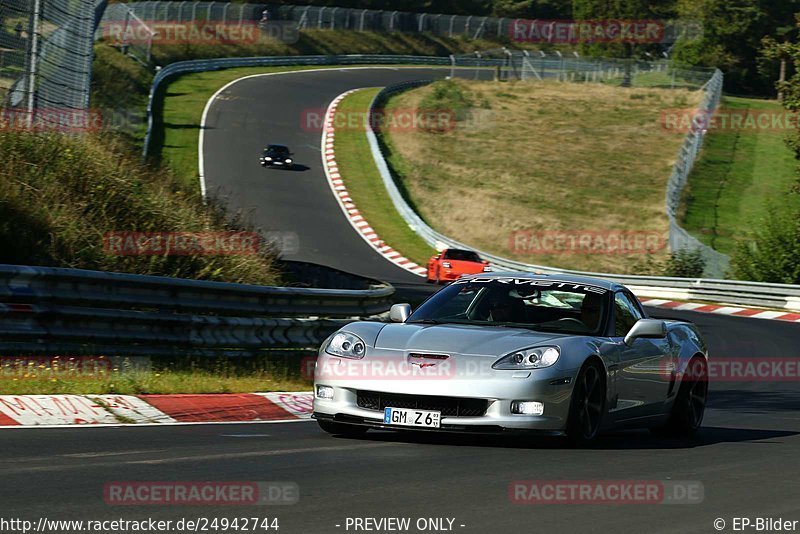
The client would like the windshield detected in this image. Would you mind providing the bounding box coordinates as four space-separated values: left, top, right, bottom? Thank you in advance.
407 278 609 335
266 146 289 155
444 249 482 262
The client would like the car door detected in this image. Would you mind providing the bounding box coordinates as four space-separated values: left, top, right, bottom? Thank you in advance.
610 292 673 421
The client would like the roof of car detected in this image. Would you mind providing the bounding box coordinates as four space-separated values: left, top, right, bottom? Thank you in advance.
266 144 289 150
459 271 626 291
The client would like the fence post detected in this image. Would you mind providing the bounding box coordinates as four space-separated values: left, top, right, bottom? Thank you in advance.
360 9 367 32
25 0 41 127
331 7 338 30
418 13 425 33
465 15 472 36
318 6 325 29
390 10 398 32
449 15 455 37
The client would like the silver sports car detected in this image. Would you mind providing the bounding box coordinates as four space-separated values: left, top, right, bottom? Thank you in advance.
312 273 709 446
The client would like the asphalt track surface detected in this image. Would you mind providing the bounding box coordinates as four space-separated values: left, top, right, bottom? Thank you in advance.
3 68 800 533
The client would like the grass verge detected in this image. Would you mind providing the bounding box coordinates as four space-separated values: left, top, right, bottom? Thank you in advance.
0 354 312 395
0 131 281 284
680 96 800 255
380 79 701 274
330 89 435 266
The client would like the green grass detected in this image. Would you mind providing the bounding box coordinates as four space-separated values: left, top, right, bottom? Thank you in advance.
0 354 311 395
0 131 281 284
681 96 800 255
331 89 435 266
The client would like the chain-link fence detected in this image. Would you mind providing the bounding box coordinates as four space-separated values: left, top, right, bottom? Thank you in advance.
1 0 104 131
665 70 729 278
100 2 702 43
448 48 716 90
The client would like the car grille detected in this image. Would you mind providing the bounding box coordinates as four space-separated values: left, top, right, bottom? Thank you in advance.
356 390 489 417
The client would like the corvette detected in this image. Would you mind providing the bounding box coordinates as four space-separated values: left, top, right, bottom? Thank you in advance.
313 273 709 446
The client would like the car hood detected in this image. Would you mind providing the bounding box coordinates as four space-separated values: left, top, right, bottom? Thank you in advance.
374 322 564 357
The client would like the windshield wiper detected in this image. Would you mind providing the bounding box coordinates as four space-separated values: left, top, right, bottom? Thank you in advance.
406 319 444 325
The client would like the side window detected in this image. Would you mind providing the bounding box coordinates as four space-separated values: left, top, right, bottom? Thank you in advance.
614 292 643 337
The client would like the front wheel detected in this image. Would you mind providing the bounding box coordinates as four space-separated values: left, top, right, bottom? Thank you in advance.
566 361 606 447
317 420 369 436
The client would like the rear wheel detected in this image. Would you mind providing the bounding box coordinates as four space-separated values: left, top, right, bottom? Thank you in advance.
652 357 708 438
317 420 369 436
566 361 606 447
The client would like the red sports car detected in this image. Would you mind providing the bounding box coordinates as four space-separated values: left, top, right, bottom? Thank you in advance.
426 248 491 284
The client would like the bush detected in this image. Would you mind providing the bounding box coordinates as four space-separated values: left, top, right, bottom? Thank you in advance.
663 248 707 278
731 206 800 284
419 78 475 124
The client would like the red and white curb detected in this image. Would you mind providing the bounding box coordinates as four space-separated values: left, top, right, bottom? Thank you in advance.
0 392 313 427
640 299 800 323
321 90 427 277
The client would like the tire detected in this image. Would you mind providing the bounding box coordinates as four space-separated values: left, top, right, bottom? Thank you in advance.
317 420 369 436
652 357 708 438
565 360 606 447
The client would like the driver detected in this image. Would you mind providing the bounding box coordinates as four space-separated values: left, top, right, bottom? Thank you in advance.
580 293 604 330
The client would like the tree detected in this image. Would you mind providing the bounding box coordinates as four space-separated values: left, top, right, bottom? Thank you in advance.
672 0 800 95
491 0 571 19
571 0 678 58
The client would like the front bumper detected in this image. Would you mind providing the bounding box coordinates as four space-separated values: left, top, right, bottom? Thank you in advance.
312 366 578 433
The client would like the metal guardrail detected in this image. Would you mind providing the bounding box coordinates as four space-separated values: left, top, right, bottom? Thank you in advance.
365 82 800 312
0 264 393 356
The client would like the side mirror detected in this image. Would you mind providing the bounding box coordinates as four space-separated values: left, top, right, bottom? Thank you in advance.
624 319 667 346
390 303 412 323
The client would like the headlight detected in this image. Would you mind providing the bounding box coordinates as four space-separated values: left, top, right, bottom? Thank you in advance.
325 332 367 359
265 157 272 161
285 158 293 163
493 346 560 370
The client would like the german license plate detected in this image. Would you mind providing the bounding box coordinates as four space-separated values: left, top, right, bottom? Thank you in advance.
383 407 441 428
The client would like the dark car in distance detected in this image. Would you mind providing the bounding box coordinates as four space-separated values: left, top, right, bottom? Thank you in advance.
260 145 295 169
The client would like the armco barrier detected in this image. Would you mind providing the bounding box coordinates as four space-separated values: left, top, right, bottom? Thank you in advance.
365 82 800 312
0 264 393 356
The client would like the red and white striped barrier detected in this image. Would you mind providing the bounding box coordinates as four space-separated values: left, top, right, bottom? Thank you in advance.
0 392 313 427
640 299 800 323
321 90 428 277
